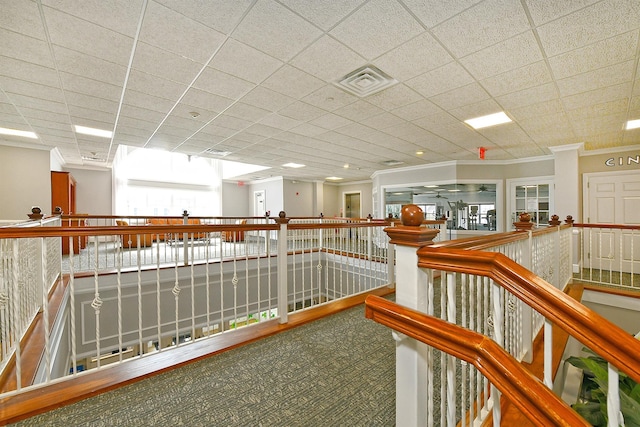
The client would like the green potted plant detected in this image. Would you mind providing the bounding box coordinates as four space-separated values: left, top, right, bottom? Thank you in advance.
566 347 640 426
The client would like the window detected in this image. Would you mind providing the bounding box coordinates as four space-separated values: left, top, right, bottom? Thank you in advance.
113 147 222 216
507 178 554 229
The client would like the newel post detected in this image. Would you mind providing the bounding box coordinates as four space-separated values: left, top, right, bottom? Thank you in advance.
274 211 290 324
384 204 440 427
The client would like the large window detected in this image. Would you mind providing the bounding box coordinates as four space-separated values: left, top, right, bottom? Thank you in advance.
384 183 498 231
113 146 222 216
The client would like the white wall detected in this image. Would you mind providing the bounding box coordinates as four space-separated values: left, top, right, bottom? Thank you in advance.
222 181 250 216
0 145 51 220
249 177 283 217
66 167 113 215
337 181 373 218
283 179 314 217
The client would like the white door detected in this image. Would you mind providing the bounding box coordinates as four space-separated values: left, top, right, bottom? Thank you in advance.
584 171 640 272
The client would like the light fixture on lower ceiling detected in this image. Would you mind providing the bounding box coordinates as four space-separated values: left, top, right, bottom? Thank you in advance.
626 119 640 130
74 125 113 138
336 65 398 98
0 127 37 139
464 112 512 129
326 176 343 181
283 162 305 168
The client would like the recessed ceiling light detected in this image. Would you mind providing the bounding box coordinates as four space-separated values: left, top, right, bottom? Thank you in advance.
0 127 37 139
74 125 112 138
326 176 343 181
283 162 305 168
424 185 438 188
448 189 461 192
464 112 512 129
625 119 640 130
416 151 424 155
343 163 350 169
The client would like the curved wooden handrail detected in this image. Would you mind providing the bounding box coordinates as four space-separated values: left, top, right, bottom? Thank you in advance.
416 246 640 385
573 222 640 230
365 295 589 427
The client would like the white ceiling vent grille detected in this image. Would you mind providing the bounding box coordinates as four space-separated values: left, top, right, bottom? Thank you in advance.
335 65 398 97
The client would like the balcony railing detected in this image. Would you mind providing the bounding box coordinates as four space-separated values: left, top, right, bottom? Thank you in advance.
0 213 445 406
368 208 640 426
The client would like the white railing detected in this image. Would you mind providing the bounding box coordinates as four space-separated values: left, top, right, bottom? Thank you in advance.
391 223 578 426
573 223 640 290
0 214 393 399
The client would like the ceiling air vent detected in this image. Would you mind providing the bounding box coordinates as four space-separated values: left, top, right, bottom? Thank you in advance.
204 148 231 157
336 65 398 97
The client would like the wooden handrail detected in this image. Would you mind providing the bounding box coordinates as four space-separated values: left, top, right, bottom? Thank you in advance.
416 246 640 385
365 295 589 427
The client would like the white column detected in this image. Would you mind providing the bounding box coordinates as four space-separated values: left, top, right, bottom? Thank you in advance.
550 143 582 222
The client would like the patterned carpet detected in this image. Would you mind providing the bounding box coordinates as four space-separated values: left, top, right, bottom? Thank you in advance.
12 302 396 426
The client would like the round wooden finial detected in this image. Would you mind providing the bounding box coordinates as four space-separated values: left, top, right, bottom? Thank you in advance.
401 204 424 227
518 212 531 222
565 215 574 224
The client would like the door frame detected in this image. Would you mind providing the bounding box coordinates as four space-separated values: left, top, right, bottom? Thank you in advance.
582 169 640 224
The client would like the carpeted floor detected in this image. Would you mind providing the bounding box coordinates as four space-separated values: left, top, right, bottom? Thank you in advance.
12 302 396 426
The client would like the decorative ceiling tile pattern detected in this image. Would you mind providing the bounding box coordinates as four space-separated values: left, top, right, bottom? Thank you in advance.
1 0 639 181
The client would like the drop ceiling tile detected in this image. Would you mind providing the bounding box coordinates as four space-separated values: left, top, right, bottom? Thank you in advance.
536 0 640 57
123 89 175 115
374 32 453 80
131 42 204 84
193 67 255 99
53 46 127 86
0 0 46 40
431 0 530 58
44 6 133 65
211 39 283 85
153 0 253 34
139 1 226 63
556 60 635 97
262 65 325 99
548 31 638 80
359 112 405 130
329 0 424 60
0 77 65 103
562 82 631 110
20 107 68 123
481 61 552 97
258 113 303 131
301 85 357 112
524 0 599 26
115 125 152 138
126 69 188 101
232 0 322 62
334 122 378 139
366 84 423 111
290 35 366 82
0 57 59 87
0 114 29 128
211 114 253 131
171 103 217 124
461 31 543 80
244 123 282 138
406 62 474 98
59 72 121 101
224 102 271 122
155 124 193 139
68 105 115 124
162 115 206 132
401 0 481 28
117 116 157 132
289 123 327 137
496 82 559 110
241 86 296 112
391 99 444 121
120 104 166 124
573 112 628 136
181 88 234 114
280 0 366 31
333 100 385 121
509 99 565 121
8 93 66 115
278 101 326 121
429 82 490 111
566 99 629 121
65 91 118 114
0 28 54 68
308 113 353 130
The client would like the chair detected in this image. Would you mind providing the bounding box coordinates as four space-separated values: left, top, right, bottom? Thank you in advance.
221 219 247 242
116 220 154 248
